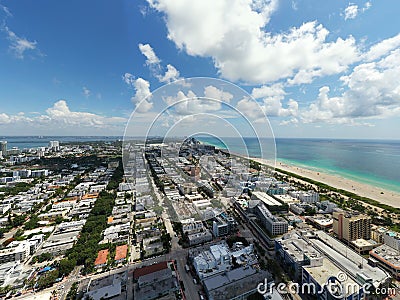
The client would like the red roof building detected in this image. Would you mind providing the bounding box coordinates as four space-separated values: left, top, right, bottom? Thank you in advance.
133 261 168 280
94 249 108 267
114 245 128 262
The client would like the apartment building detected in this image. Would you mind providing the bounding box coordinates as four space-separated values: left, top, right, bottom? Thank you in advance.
255 203 288 236
0 242 30 264
333 211 371 242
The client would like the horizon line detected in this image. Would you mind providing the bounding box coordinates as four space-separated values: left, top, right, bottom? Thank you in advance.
1 135 400 141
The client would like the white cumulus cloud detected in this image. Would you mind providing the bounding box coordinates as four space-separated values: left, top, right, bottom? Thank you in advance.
130 77 154 113
344 4 359 20
46 100 125 126
0 100 126 132
138 43 161 65
146 0 360 84
302 48 400 124
138 43 182 84
163 86 233 115
122 73 154 113
157 64 180 83
363 34 400 62
251 83 298 117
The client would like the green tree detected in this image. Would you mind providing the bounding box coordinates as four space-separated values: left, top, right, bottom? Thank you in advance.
12 214 26 227
36 269 59 290
58 259 76 276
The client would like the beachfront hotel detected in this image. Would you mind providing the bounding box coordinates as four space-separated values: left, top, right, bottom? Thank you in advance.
333 211 371 242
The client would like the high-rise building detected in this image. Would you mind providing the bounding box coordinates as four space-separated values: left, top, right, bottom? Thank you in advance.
333 211 371 242
0 141 7 156
49 140 60 151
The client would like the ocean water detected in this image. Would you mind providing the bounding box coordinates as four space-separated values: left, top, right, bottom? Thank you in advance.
2 136 400 194
196 136 400 194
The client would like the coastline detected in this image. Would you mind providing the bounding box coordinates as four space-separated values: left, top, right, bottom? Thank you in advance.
253 158 400 209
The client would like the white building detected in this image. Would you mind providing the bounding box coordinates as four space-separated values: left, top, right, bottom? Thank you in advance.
192 243 231 279
255 204 288 236
0 241 31 264
383 231 400 251
31 169 49 178
212 219 229 237
188 231 212 246
192 242 256 280
181 218 204 234
49 141 60 151
289 190 319 203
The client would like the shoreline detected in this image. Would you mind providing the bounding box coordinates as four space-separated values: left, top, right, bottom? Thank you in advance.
253 157 400 209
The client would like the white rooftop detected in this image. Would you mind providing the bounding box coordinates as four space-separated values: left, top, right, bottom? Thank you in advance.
311 231 390 287
252 191 282 206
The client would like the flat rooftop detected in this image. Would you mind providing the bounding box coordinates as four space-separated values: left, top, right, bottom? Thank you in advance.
134 261 168 280
274 194 299 204
304 258 360 297
370 244 400 270
351 239 377 248
277 233 322 262
203 266 256 291
311 231 389 286
203 267 270 300
307 216 333 226
252 191 282 206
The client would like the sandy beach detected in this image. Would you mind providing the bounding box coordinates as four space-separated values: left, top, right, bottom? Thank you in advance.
253 158 400 209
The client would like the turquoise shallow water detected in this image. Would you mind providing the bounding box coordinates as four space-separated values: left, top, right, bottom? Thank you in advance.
196 136 400 194
278 158 400 194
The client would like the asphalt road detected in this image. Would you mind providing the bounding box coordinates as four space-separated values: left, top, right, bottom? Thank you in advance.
59 266 82 300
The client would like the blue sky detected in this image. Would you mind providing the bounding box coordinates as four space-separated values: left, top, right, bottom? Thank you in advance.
0 0 400 139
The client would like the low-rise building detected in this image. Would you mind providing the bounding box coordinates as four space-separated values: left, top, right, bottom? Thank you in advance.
311 231 390 289
114 245 128 263
181 218 204 234
188 231 213 246
0 241 30 264
252 191 285 212
278 230 391 299
351 239 377 255
84 273 123 300
289 190 319 203
212 218 229 237
370 244 400 280
203 266 270 300
383 231 400 251
133 261 179 300
306 215 333 230
191 242 257 280
275 232 324 280
303 257 361 300
0 261 34 289
94 249 109 269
